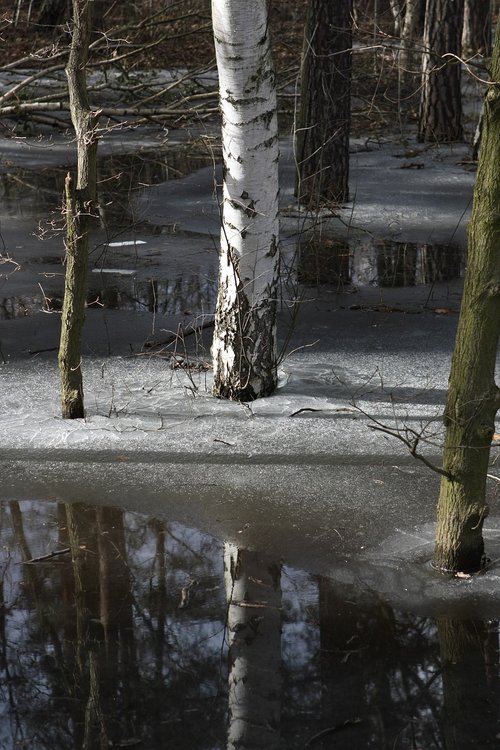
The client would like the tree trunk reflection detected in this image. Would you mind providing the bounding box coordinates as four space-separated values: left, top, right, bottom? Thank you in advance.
438 617 499 749
224 543 282 749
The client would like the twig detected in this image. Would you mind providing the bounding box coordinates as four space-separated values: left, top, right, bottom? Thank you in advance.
367 423 451 479
22 548 70 564
144 318 215 349
306 718 364 746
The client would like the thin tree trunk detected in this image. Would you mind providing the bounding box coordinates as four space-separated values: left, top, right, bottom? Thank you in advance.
389 0 403 36
211 0 280 401
58 0 98 418
462 0 491 57
400 0 425 74
418 0 464 142
434 23 500 572
295 0 353 207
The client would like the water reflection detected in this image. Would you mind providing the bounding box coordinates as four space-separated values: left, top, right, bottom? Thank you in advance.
299 237 463 287
2 499 500 748
0 146 214 221
1 272 217 319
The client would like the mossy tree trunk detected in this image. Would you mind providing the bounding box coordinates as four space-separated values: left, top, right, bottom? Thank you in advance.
434 26 500 573
295 0 353 207
211 0 280 401
58 0 98 418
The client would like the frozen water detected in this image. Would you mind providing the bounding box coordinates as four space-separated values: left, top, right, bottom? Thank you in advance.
0 127 499 600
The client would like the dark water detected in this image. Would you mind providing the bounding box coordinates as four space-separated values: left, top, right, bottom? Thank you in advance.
1 499 499 749
0 142 466 322
298 238 463 287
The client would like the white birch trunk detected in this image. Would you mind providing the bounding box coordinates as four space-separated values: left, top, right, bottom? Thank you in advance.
224 543 282 749
211 0 280 401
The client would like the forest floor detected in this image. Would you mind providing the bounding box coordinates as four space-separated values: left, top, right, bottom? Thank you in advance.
1 119 499 608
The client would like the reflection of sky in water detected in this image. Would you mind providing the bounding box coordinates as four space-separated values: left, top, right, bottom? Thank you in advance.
1 498 499 748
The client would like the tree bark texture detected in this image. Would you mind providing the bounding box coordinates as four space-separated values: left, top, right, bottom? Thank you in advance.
462 0 491 57
224 544 282 750
58 0 98 418
418 0 464 142
295 0 353 207
211 0 280 401
434 24 500 572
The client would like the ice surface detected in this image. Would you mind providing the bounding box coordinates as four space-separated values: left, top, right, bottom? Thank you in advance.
0 128 499 601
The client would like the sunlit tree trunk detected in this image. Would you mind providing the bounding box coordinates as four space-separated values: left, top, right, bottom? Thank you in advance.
295 0 352 207
418 0 464 142
462 0 491 57
58 0 98 418
434 25 500 573
211 0 280 401
224 544 282 749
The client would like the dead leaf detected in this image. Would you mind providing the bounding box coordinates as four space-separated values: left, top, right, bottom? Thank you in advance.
433 308 450 315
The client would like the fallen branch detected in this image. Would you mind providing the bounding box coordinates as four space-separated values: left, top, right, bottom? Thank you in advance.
144 318 215 350
22 547 70 564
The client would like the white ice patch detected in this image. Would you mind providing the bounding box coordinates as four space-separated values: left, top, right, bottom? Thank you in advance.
91 268 136 275
107 240 146 247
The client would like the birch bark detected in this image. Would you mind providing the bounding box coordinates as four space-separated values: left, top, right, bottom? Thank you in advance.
224 544 282 749
211 0 280 401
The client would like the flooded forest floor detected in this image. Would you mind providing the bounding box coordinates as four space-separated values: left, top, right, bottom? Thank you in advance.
1 6 500 748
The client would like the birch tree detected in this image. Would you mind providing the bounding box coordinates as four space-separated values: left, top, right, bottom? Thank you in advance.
211 0 280 401
433 23 500 573
224 544 282 749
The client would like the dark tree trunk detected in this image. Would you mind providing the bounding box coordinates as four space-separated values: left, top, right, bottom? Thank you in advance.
58 0 98 418
462 0 491 57
418 0 464 142
434 20 500 573
296 0 353 207
438 618 498 749
37 0 69 26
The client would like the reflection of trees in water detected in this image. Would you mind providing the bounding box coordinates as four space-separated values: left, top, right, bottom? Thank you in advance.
1 501 227 749
310 579 444 749
1 272 217 319
438 617 500 750
88 273 217 315
0 147 214 223
224 544 282 749
3 501 500 748
297 237 463 288
354 240 462 287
